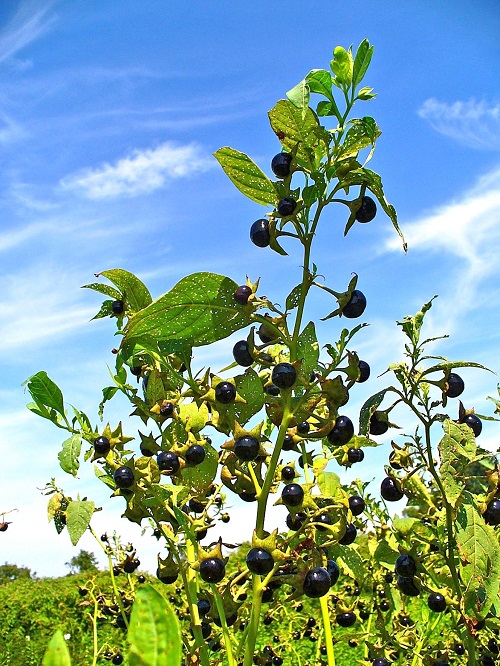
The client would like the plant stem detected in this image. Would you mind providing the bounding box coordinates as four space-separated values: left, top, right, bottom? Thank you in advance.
182 540 210 666
243 575 263 666
212 584 236 666
320 596 336 666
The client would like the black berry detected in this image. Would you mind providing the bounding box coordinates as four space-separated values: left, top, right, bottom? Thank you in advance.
336 612 356 627
112 655 124 665
396 576 420 597
315 513 333 532
303 567 331 598
233 340 254 367
112 300 124 315
199 557 225 583
445 372 464 398
326 560 340 586
338 523 357 546
281 466 295 482
94 436 110 455
282 433 295 450
271 152 292 178
381 477 404 502
327 415 354 446
484 499 500 526
297 421 310 435
277 197 297 216
113 466 134 488
246 548 274 575
157 451 180 475
272 363 296 389
197 599 210 616
185 444 206 466
250 219 271 247
234 435 260 461
286 512 306 531
239 491 257 502
357 360 370 382
427 592 446 612
463 413 482 437
395 554 417 578
370 413 389 435
342 290 366 319
281 483 304 507
159 401 175 417
215 381 237 404
234 285 252 305
355 196 377 223
347 447 364 463
348 495 365 516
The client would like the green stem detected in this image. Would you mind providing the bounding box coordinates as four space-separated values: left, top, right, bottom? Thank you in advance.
181 541 210 666
243 575 263 666
211 584 236 666
411 613 442 666
320 596 336 666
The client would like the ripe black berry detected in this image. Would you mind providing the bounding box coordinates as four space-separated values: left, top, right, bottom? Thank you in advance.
487 638 499 655
303 567 331 598
250 219 271 248
286 512 306 531
445 372 464 398
281 466 295 482
370 413 388 435
395 554 417 578
215 381 236 404
157 451 180 474
112 655 124 665
357 360 370 382
315 513 333 532
355 196 377 223
396 576 420 597
463 413 482 437
427 592 446 612
113 466 134 488
372 660 389 666
282 433 295 450
342 290 366 319
484 499 500 525
379 600 390 612
338 523 357 546
454 644 466 656
347 447 364 463
156 569 178 584
112 300 124 315
197 598 211 616
281 483 304 507
272 363 296 389
349 495 365 516
199 557 225 583
188 499 205 514
159 402 175 417
246 548 274 575
184 444 206 466
326 560 340 586
481 657 496 666
239 491 257 502
234 435 260 461
297 421 310 435
271 152 292 178
234 285 252 305
94 436 110 455
277 197 297 216
381 477 404 501
233 340 254 367
336 612 356 627
327 415 354 446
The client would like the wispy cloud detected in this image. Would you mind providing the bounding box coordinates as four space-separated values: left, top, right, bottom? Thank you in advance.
59 141 214 199
0 0 57 65
418 98 500 150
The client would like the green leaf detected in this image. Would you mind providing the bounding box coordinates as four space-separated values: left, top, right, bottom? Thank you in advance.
90 300 114 320
58 435 82 477
98 386 119 419
316 101 339 117
66 500 94 546
297 321 319 381
456 493 500 621
421 360 492 378
285 283 303 311
213 147 277 206
352 39 374 88
330 46 353 87
178 402 210 434
286 79 310 110
392 516 418 537
438 420 477 508
268 100 321 171
24 371 65 416
234 368 265 424
127 584 181 666
337 117 381 161
96 269 152 311
306 69 334 100
317 471 341 498
334 545 365 582
42 630 71 666
123 273 251 348
81 282 122 301
182 442 218 493
359 388 390 436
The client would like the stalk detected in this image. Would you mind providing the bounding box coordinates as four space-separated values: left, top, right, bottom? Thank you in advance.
182 540 210 666
320 596 336 666
212 584 236 666
243 575 263 666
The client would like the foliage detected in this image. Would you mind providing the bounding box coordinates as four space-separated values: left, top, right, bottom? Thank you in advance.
0 562 33 584
65 550 100 575
23 39 500 666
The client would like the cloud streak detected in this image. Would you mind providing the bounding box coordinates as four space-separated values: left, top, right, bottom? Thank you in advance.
418 98 500 150
60 141 214 199
0 0 57 65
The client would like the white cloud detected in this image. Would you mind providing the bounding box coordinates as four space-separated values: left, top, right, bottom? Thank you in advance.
418 98 500 150
0 0 57 65
60 141 214 200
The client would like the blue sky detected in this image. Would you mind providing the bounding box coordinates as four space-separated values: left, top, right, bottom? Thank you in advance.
1 0 499 577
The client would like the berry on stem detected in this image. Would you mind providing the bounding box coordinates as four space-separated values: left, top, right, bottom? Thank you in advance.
271 152 292 178
233 340 254 367
445 372 464 398
113 466 134 488
215 381 237 404
355 196 377 223
272 363 297 389
342 290 366 318
303 567 331 598
246 548 274 575
250 219 271 247
199 557 225 583
277 197 297 216
327 415 354 446
234 435 260 461
281 483 304 507
381 477 404 502
234 285 252 305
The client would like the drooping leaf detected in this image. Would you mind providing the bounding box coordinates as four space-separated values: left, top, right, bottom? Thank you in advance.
58 435 82 477
316 471 341 498
438 420 477 508
352 39 374 88
81 282 122 301
456 493 500 621
66 500 95 546
123 273 251 348
95 269 152 311
359 388 390 436
285 283 304 311
42 630 71 666
286 79 310 111
421 360 492 379
127 584 182 666
334 544 365 582
268 100 321 171
306 69 334 100
213 147 277 206
24 371 65 416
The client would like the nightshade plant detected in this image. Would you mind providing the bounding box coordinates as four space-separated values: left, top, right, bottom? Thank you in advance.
26 40 500 666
